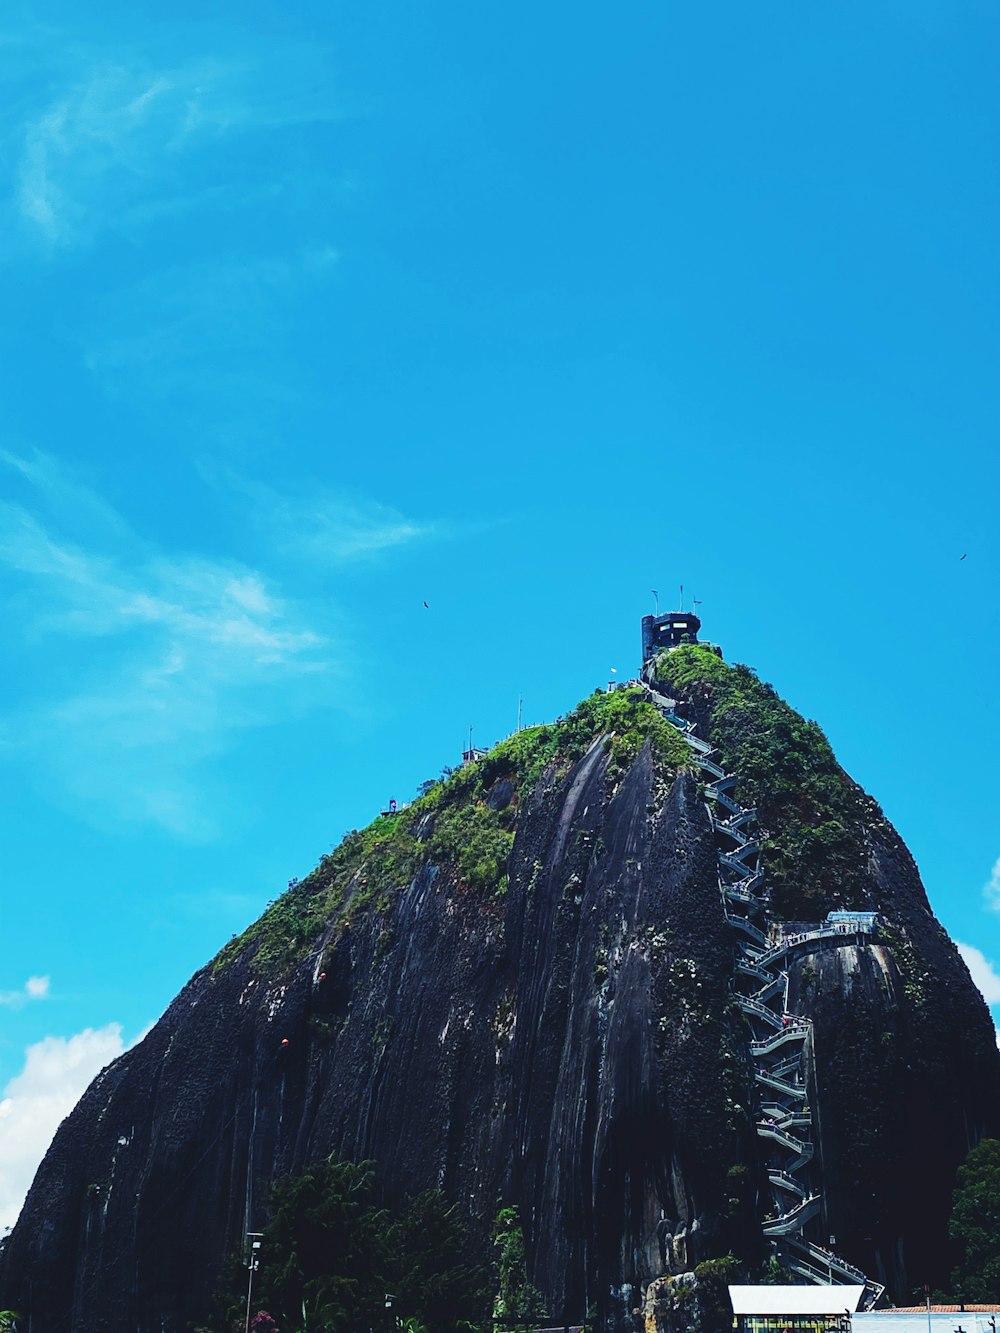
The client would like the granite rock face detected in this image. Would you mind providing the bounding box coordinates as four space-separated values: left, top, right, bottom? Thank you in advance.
2 665 997 1332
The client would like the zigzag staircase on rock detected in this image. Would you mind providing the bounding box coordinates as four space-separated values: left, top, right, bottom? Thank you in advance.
637 672 886 1309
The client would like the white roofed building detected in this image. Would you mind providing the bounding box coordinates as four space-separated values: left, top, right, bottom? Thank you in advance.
728 1285 866 1333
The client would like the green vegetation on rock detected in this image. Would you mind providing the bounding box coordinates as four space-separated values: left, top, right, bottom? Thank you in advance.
655 645 882 917
491 1207 545 1329
215 686 691 977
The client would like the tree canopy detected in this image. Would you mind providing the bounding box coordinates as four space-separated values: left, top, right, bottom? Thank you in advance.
949 1137 1000 1302
211 1159 489 1333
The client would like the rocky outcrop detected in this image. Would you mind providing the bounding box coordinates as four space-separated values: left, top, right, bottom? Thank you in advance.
2 657 997 1332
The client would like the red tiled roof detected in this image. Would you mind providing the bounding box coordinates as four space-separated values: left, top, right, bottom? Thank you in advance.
882 1306 999 1314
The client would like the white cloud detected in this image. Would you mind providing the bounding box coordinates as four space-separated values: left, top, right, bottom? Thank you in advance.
0 1024 126 1232
0 444 132 547
0 977 51 1008
263 489 433 564
1 447 435 837
198 465 436 568
956 941 1000 1006
984 856 1000 912
10 54 340 249
0 449 332 838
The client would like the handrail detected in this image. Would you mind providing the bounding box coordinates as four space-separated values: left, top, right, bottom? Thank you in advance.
726 914 768 946
769 1170 807 1199
755 1122 813 1157
720 852 760 878
762 1194 821 1236
759 1103 812 1128
724 885 758 907
736 959 773 985
785 1236 869 1285
754 1072 807 1100
752 975 786 1004
756 923 875 969
714 819 750 843
701 715 884 1305
751 1024 809 1056
737 996 783 1027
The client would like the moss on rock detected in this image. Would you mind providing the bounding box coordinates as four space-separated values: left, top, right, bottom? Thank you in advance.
216 686 692 977
655 645 883 918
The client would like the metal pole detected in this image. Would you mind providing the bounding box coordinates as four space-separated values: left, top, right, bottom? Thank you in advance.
244 1262 254 1333
245 1235 262 1333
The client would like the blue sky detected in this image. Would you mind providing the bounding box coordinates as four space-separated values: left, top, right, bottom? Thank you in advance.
1 0 999 1227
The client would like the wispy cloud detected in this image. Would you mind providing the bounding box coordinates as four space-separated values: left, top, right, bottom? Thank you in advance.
9 53 341 250
0 977 50 1009
0 447 433 837
984 856 1000 912
236 476 436 565
0 1023 126 1231
0 445 132 545
0 449 333 838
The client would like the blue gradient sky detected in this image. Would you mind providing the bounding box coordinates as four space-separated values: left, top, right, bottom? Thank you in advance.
1 0 998 1225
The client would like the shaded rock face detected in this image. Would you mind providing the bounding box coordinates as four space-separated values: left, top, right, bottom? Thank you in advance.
3 669 999 1332
783 816 1000 1298
0 742 757 1332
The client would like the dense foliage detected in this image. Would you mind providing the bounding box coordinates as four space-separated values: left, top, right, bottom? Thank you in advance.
208 1159 489 1333
216 687 691 976
948 1138 1000 1302
492 1207 545 1328
655 646 882 917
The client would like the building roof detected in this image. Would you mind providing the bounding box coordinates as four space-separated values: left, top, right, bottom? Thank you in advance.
729 1286 866 1315
880 1307 999 1315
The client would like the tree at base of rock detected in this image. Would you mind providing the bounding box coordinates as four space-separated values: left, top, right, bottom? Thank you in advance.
210 1158 489 1333
949 1137 1000 1302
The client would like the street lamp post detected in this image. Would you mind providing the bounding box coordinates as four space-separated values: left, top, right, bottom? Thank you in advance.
244 1233 263 1333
